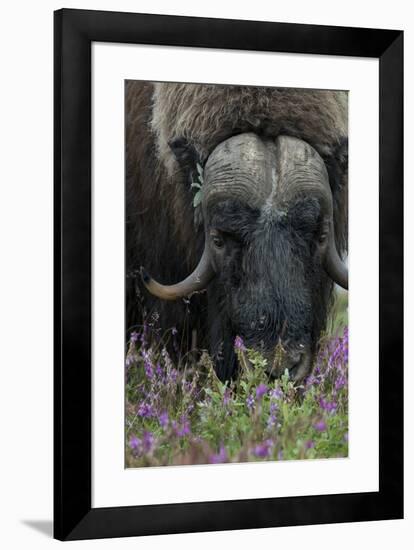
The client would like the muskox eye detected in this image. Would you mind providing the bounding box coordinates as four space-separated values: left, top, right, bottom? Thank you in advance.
318 232 328 245
213 236 224 249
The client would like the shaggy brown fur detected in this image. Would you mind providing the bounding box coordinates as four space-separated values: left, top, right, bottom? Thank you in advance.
125 81 348 347
151 83 348 251
152 83 347 174
126 81 206 339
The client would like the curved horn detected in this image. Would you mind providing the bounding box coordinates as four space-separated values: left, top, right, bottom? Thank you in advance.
275 135 348 290
140 245 214 301
315 183 348 290
324 222 348 290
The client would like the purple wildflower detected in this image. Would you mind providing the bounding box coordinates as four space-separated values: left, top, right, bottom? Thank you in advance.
246 394 255 410
168 368 178 383
142 431 154 453
145 364 154 379
329 328 349 371
141 350 154 379
314 420 327 432
256 383 268 400
125 353 138 368
129 435 141 451
155 362 163 378
267 401 278 429
130 331 139 344
175 417 191 437
252 440 273 458
209 445 228 464
137 402 154 418
266 416 276 429
319 397 337 414
223 387 231 406
305 440 315 449
140 322 148 348
158 411 169 429
335 374 347 391
234 335 246 351
305 373 319 387
269 387 283 400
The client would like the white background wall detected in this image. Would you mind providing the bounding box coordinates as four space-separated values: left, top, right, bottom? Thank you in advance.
0 0 411 548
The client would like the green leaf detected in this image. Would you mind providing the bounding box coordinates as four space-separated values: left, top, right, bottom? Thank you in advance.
193 191 202 208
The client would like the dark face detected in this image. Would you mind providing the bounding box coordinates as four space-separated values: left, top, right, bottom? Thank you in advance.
142 133 347 383
206 197 331 381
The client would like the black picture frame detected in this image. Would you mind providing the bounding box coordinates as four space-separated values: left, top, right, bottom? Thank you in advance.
54 8 403 541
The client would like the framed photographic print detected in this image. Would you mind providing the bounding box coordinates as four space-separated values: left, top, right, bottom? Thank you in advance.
54 9 403 540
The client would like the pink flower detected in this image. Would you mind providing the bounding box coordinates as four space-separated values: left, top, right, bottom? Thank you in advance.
129 435 140 450
314 420 327 432
255 383 268 400
252 440 273 458
137 403 154 418
158 411 169 429
234 336 246 351
209 445 228 464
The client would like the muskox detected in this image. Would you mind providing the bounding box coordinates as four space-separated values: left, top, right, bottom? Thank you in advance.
126 81 348 382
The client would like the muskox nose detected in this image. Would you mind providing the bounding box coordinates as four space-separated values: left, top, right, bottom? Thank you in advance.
265 343 311 382
248 315 267 332
285 346 312 381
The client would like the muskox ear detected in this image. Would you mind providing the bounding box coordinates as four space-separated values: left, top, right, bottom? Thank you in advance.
324 137 348 195
169 137 204 227
324 137 348 253
168 137 201 175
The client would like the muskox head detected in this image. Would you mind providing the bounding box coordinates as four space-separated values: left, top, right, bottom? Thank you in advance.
141 133 348 381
